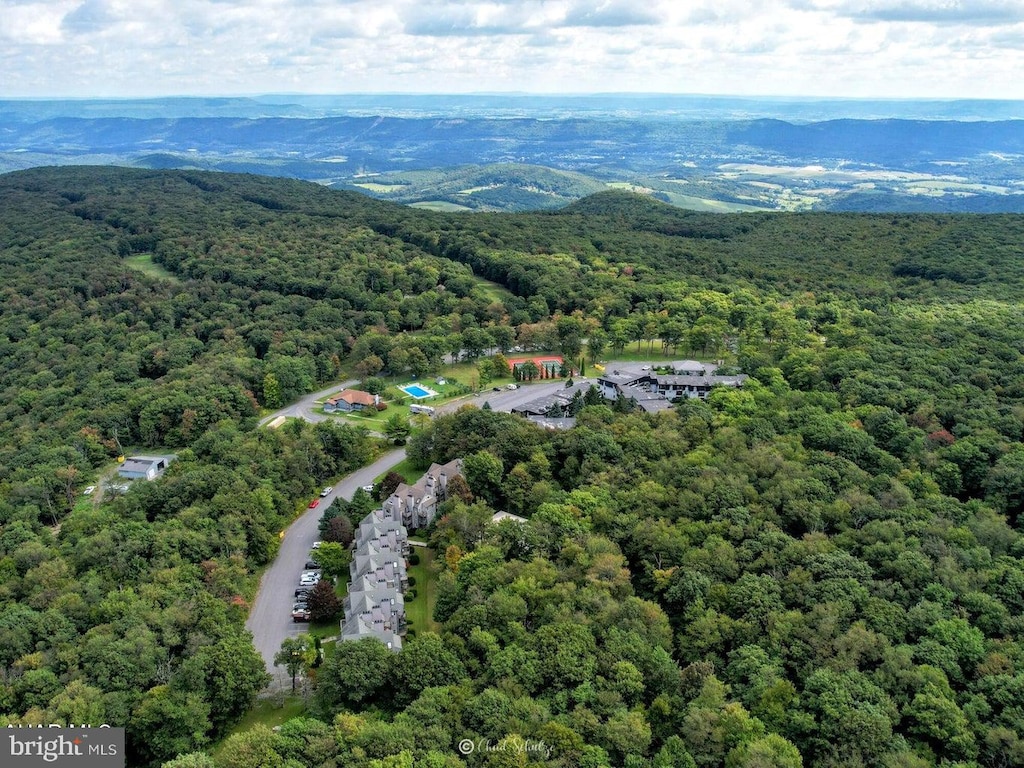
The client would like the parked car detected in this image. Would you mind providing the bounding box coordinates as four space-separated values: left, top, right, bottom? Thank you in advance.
294 588 311 599
291 603 311 622
506 383 519 390
308 498 320 509
320 486 333 497
310 541 322 550
492 386 502 391
304 560 320 570
83 485 96 495
299 572 320 586
361 484 374 493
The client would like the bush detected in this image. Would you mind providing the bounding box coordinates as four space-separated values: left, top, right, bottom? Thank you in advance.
375 402 388 411
405 589 417 600
407 576 417 588
408 552 421 566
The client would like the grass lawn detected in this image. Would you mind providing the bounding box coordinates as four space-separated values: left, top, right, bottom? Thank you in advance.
209 696 306 759
377 455 425 485
124 253 181 282
472 276 514 303
318 373 479 431
405 546 440 635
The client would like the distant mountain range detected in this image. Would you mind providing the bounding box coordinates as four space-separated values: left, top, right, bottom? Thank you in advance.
2 95 1023 212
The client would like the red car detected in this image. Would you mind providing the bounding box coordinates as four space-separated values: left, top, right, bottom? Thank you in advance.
308 498 320 509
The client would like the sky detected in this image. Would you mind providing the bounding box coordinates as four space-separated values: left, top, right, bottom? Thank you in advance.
2 0 1024 99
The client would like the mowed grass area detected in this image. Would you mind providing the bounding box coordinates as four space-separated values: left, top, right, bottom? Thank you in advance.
317 374 478 429
377 455 424 485
210 696 306 759
124 253 181 281
472 275 515 303
405 546 440 635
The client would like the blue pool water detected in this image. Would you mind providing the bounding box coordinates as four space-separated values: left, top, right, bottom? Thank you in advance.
401 384 433 399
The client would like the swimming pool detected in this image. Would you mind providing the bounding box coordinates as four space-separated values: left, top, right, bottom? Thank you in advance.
400 383 435 399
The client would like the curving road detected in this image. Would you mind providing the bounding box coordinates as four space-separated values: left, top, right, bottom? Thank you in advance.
246 447 406 687
258 379 358 427
248 376 586 687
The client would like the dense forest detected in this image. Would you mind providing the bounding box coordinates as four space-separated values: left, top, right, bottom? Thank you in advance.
1 166 1023 767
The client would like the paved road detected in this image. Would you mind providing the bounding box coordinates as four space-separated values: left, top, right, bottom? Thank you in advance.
247 376 587 688
258 379 358 427
258 375 587 426
441 378 595 415
246 447 407 687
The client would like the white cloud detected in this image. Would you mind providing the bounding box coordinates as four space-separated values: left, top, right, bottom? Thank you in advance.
840 0 1024 25
0 0 1022 98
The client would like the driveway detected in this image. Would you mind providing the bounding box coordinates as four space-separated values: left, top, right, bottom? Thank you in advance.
258 379 358 427
246 447 406 687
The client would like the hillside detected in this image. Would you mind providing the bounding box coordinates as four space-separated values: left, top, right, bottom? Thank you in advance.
339 163 609 212
1 168 1024 767
3 105 1024 213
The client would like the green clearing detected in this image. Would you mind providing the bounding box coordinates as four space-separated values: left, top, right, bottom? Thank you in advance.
124 253 181 282
409 200 473 212
606 181 652 192
659 190 769 213
209 696 306 760
473 276 514 302
353 182 407 193
405 546 439 635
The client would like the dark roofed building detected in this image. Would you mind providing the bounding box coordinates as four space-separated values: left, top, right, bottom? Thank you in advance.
510 380 594 418
383 458 463 530
597 362 747 404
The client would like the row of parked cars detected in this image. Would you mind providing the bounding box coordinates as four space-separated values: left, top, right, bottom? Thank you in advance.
294 488 333 621
292 541 322 622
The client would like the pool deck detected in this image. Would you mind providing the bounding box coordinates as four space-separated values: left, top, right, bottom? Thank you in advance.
400 384 437 399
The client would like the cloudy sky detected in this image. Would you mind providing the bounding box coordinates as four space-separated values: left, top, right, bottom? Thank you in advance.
2 0 1023 99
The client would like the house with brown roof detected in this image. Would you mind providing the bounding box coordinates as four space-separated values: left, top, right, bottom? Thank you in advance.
323 389 379 413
